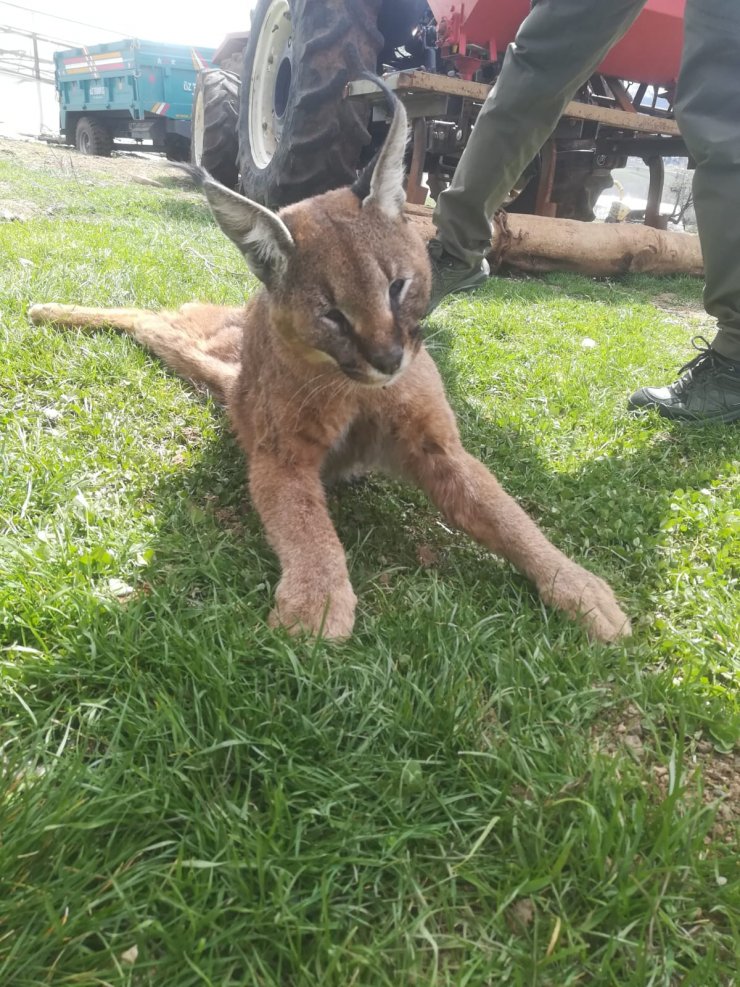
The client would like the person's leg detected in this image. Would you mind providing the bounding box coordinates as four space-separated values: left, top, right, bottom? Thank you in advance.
432 0 647 273
628 0 740 421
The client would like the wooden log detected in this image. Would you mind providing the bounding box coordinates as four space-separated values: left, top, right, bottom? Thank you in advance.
406 204 704 278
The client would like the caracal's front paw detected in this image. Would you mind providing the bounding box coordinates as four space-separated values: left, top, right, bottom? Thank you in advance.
544 564 632 643
269 577 357 641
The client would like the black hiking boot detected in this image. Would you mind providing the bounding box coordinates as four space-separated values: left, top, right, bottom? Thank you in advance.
628 338 740 423
426 238 490 315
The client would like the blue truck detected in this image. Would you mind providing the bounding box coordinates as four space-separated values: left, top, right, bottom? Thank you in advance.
54 39 215 158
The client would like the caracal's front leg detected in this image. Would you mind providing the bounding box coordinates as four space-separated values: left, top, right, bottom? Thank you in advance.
249 451 357 640
394 361 631 642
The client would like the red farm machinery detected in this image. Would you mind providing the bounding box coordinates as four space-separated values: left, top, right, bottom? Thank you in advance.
193 0 686 227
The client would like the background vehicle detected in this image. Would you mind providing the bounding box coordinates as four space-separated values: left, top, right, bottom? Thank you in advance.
55 39 215 159
194 0 686 225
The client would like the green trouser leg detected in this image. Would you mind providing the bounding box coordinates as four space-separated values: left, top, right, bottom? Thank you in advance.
433 0 647 266
676 0 740 361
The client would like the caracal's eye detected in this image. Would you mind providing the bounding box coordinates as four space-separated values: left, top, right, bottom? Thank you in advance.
389 278 406 301
322 308 353 335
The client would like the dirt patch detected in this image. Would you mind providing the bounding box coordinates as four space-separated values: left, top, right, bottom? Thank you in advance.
1 198 40 221
652 292 705 313
0 135 182 188
594 703 739 845
651 292 714 331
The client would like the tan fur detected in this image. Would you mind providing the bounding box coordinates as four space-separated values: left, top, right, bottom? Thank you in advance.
29 185 630 644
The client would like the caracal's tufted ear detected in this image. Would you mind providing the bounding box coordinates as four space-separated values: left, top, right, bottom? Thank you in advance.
187 167 295 287
351 75 408 219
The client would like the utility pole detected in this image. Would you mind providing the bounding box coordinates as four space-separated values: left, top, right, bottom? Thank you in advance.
31 30 43 129
0 25 67 84
0 23 70 132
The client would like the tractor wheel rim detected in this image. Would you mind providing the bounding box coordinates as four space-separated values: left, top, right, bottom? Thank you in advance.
193 89 205 165
80 132 90 153
249 0 293 170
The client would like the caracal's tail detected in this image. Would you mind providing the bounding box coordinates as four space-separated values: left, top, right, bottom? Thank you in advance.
28 303 242 403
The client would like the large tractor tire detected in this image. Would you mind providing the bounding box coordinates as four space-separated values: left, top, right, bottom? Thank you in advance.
164 134 191 163
191 68 241 189
238 0 383 207
75 116 112 157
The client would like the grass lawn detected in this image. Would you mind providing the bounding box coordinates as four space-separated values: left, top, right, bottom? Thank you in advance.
1 142 738 986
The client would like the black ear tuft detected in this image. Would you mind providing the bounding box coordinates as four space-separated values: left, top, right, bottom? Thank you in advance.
358 72 399 115
352 150 380 203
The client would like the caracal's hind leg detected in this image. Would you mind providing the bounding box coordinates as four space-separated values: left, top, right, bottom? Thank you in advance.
28 303 239 402
28 303 155 331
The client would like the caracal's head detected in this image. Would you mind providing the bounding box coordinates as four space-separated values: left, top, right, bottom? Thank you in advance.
197 79 431 387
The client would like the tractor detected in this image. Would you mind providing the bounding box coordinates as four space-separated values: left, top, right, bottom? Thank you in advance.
192 0 686 225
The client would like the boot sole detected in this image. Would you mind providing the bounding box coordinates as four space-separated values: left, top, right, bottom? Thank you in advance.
426 272 489 316
628 402 740 424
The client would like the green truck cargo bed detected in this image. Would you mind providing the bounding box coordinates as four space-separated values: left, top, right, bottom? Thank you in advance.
54 38 215 157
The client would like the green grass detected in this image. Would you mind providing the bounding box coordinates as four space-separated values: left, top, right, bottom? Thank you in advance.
1 150 738 986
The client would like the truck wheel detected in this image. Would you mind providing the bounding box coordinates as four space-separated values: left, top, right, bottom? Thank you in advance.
191 69 240 189
238 0 383 206
552 168 614 222
506 157 615 223
75 116 112 157
165 134 191 163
